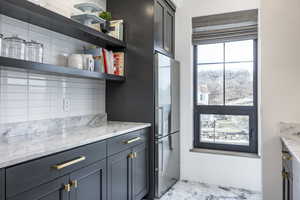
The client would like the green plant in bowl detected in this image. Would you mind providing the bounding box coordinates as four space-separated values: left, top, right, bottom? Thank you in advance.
99 11 112 21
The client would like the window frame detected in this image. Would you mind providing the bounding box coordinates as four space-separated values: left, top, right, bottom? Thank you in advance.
193 39 258 153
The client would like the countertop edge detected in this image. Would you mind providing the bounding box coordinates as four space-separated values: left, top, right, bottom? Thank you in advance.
281 136 300 164
0 123 151 168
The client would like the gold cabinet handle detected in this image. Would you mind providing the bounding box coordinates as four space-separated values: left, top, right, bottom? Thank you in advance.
128 153 135 159
64 184 71 192
70 180 78 188
282 171 289 179
53 156 86 170
128 152 137 159
123 137 141 144
282 154 292 160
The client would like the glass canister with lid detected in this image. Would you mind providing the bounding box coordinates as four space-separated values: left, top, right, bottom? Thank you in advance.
2 35 26 59
25 40 44 63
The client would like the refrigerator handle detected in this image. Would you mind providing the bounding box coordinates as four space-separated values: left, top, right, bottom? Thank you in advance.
158 106 164 137
169 135 174 151
159 140 164 172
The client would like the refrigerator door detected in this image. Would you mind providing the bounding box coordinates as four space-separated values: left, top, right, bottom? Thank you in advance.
155 53 172 138
155 132 180 198
171 59 180 133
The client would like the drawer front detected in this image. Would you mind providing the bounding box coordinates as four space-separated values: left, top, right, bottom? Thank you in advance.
6 140 106 198
107 128 149 156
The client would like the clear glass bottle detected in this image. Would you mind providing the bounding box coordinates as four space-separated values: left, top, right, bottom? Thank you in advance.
25 40 44 63
2 35 26 60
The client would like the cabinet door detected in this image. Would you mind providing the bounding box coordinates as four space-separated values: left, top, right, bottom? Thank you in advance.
164 7 175 55
154 0 165 51
8 176 69 200
107 149 132 200
69 159 107 200
132 143 149 200
0 169 4 200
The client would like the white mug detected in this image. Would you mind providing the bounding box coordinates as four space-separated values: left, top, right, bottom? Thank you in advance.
68 54 83 69
82 54 94 71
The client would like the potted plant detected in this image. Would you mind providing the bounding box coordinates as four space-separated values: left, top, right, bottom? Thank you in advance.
99 11 112 33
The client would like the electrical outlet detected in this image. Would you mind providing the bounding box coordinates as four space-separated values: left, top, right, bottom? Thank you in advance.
63 98 71 112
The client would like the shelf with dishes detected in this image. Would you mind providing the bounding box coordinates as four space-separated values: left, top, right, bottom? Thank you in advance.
0 56 125 81
0 0 126 81
0 0 125 50
0 33 125 81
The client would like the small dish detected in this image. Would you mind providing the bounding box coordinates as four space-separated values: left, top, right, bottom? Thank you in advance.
74 3 103 13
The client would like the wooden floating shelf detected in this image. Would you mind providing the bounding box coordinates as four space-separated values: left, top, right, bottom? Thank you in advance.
0 56 125 82
0 0 126 50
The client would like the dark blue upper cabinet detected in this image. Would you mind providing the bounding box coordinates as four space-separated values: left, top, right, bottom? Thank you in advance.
154 0 175 57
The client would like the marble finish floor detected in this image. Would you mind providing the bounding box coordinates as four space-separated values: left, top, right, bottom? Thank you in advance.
159 180 262 200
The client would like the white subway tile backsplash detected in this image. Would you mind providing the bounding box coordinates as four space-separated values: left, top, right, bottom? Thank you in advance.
0 69 105 124
0 1 107 124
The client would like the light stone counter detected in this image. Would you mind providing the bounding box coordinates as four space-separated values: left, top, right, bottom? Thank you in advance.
280 122 300 163
0 121 151 168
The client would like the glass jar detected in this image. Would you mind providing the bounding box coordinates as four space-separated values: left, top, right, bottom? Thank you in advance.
2 35 26 59
0 34 3 56
25 40 44 63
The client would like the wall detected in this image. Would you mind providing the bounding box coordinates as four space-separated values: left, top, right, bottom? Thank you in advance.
0 13 105 124
175 0 262 191
260 0 300 198
27 0 106 18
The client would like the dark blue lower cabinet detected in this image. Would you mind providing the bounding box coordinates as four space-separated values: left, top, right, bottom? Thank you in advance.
132 143 149 200
7 176 69 200
4 129 149 200
107 143 149 200
0 169 4 200
69 159 107 200
107 149 132 200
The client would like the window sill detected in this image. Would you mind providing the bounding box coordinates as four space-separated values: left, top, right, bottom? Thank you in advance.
190 148 261 159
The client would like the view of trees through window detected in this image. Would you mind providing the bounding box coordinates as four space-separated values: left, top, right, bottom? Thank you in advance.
196 40 254 146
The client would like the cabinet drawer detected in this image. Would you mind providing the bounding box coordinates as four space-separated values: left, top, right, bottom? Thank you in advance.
6 140 107 198
107 128 148 156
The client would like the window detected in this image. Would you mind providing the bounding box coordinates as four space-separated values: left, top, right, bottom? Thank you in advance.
194 39 258 153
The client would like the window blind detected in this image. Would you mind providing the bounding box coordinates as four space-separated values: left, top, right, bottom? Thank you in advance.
192 9 258 45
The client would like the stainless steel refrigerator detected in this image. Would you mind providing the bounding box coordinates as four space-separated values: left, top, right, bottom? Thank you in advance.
154 52 180 198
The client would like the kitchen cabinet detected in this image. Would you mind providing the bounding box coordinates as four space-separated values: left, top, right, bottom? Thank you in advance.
0 169 4 200
154 0 175 57
107 149 132 200
3 128 149 200
8 176 69 200
8 160 106 200
282 143 293 200
107 132 149 200
70 160 107 200
132 143 149 200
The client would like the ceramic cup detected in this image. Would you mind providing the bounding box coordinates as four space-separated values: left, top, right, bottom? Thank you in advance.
82 54 94 71
68 54 83 69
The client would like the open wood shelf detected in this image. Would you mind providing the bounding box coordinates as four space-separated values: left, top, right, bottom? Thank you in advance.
0 0 126 50
0 56 125 82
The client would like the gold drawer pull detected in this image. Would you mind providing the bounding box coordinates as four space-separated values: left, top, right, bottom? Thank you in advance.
53 156 86 170
123 137 141 144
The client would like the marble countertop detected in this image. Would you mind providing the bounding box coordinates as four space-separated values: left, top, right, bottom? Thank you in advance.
281 136 300 163
0 121 151 168
280 122 300 163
